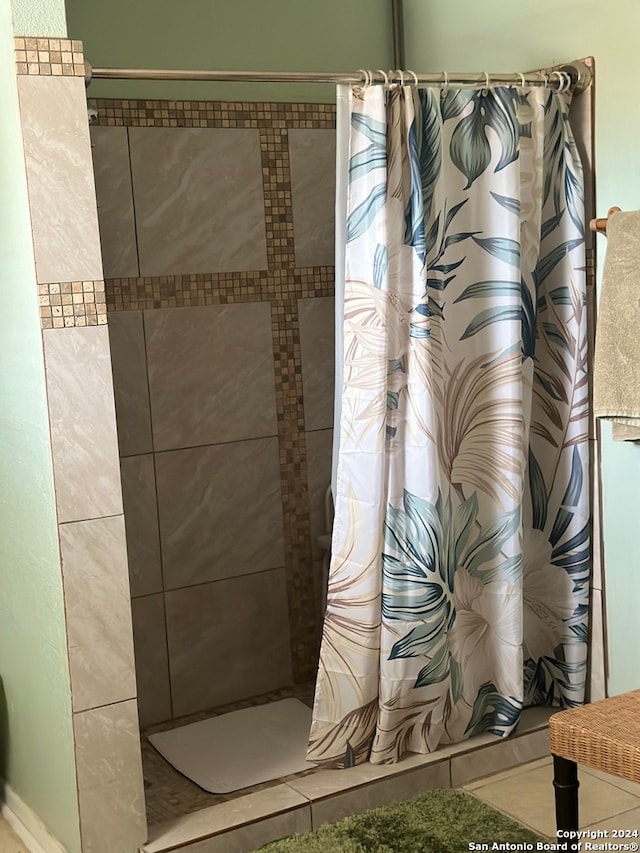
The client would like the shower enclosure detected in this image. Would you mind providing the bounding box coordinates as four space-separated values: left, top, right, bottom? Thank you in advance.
86 56 603 848
90 95 339 825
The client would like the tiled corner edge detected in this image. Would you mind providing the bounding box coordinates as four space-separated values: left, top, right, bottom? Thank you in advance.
39 280 107 328
14 36 85 77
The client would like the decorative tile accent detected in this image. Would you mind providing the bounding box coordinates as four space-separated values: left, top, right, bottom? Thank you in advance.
38 280 107 328
271 296 317 679
14 37 85 77
97 97 336 685
261 127 296 269
92 99 335 130
105 267 334 311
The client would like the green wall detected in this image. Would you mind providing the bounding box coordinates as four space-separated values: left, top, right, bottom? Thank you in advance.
65 0 394 103
0 0 79 849
11 0 66 35
403 0 640 696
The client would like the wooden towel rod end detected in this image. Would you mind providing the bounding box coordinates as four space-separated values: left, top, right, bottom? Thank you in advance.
589 206 622 235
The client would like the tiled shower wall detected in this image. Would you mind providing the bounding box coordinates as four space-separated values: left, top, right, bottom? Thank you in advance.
90 99 337 726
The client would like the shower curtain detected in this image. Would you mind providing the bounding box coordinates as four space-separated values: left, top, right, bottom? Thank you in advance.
308 81 589 766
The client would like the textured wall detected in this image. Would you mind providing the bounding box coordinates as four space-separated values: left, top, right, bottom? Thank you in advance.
402 0 640 695
65 0 392 103
11 0 66 35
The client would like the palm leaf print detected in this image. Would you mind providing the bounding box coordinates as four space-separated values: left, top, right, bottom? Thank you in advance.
446 88 521 188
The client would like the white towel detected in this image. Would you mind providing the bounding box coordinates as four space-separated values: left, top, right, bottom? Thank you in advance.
593 209 640 441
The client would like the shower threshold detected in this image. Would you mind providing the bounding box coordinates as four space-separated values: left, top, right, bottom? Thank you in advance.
140 688 553 853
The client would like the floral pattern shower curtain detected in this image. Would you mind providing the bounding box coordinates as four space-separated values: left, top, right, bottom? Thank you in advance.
308 82 589 766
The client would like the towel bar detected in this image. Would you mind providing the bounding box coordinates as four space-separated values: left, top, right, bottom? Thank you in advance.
589 206 621 235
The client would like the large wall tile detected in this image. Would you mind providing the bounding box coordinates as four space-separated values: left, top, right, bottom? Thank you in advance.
17 76 103 284
43 326 123 522
289 129 336 268
155 437 285 589
131 594 172 728
74 700 146 852
145 303 278 451
298 296 335 431
59 516 136 712
165 569 293 716
90 126 138 279
129 127 267 276
108 310 153 457
120 454 163 597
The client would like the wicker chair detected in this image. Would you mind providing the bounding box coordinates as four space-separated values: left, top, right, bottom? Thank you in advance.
549 692 640 846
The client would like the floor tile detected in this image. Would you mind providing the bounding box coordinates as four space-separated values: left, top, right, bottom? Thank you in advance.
469 758 640 838
584 805 640 833
464 756 552 790
582 766 640 798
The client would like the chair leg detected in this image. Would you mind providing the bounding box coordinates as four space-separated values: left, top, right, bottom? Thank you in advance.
553 753 579 850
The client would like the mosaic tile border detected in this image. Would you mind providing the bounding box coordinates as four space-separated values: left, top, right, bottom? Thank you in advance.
271 300 317 680
14 37 85 77
39 281 107 328
91 98 335 129
105 269 335 310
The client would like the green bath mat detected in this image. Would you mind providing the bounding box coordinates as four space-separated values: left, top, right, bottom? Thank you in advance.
259 788 542 852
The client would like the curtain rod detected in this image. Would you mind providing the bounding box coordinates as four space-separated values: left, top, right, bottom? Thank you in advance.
85 60 592 95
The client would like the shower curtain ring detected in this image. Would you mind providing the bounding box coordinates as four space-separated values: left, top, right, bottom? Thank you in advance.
541 71 549 88
481 71 491 95
407 70 419 87
376 69 389 87
517 72 526 88
396 69 405 86
551 70 564 92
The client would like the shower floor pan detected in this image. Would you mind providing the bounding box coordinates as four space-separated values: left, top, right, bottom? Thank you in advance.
140 688 554 853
